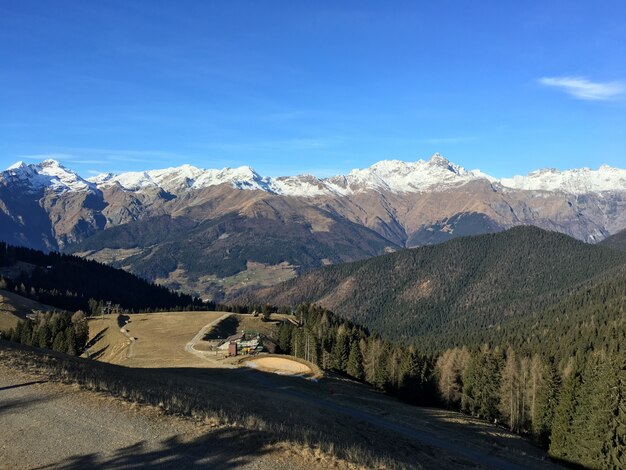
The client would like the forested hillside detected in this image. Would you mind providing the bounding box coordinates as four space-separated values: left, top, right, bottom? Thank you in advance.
0 242 197 313
243 226 626 343
278 302 625 469
600 228 626 252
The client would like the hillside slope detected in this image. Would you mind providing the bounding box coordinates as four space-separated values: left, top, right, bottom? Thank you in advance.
0 242 196 313
599 227 626 252
242 227 626 343
443 264 626 362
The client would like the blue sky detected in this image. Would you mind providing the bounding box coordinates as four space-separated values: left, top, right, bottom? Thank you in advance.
1 0 625 178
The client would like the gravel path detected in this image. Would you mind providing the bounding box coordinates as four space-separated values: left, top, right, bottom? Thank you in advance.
0 366 324 470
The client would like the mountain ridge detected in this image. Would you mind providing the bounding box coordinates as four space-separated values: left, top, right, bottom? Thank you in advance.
5 153 626 197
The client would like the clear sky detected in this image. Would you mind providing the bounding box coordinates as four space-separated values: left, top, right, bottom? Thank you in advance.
1 0 625 178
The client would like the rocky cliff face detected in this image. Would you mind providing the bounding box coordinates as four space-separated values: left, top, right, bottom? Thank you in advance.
1 154 625 298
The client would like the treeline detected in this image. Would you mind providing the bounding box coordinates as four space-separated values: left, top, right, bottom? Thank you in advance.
0 242 199 313
275 304 437 405
7 311 89 356
436 346 625 469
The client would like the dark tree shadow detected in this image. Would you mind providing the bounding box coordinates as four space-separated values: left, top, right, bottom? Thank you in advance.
0 395 50 415
203 315 239 340
0 380 47 392
88 345 109 360
85 328 109 349
36 428 273 470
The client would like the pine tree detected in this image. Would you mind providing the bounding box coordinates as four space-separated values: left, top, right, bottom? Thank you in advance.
550 362 581 460
65 327 77 356
604 352 626 470
500 348 521 432
20 320 33 345
572 353 614 468
11 321 23 342
52 332 65 353
533 359 560 446
331 332 350 372
346 340 364 380
36 322 52 349
277 323 292 354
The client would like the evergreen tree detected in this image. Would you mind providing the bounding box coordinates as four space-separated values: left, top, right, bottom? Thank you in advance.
604 352 626 470
65 327 77 356
346 340 364 380
36 322 52 349
550 363 581 461
533 359 560 446
277 323 292 354
20 320 33 345
52 332 65 353
331 332 350 372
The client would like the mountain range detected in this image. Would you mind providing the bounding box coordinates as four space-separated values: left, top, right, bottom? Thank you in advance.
1 154 625 299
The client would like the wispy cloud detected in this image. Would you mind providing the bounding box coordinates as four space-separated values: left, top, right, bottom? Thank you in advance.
539 76 625 101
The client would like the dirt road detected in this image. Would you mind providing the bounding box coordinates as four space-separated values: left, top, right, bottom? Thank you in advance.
0 366 325 470
184 312 235 367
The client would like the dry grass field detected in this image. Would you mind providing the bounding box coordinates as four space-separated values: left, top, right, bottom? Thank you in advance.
86 312 225 368
0 289 57 332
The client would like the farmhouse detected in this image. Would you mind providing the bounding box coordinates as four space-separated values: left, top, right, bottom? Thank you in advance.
217 331 264 356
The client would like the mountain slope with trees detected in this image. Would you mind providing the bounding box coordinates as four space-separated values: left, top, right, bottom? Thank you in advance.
600 227 626 252
243 226 626 344
0 242 197 314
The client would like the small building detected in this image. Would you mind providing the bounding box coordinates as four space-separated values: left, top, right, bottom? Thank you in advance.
218 331 264 355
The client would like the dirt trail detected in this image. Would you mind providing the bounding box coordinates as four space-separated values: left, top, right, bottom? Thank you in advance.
118 319 135 359
184 313 235 368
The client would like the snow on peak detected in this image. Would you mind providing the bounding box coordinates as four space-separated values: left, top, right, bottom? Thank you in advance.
2 159 95 193
7 161 27 170
5 155 624 198
337 153 485 194
89 164 274 193
499 165 626 193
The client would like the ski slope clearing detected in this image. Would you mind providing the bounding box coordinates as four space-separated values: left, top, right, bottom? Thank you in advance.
86 312 225 368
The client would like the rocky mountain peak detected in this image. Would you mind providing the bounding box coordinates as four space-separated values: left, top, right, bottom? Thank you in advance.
2 159 95 193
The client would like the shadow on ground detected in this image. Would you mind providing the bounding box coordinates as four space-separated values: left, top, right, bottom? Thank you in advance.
38 428 273 470
0 341 560 470
202 315 239 340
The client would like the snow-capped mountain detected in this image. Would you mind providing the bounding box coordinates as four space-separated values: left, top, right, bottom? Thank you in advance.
89 164 275 193
5 154 625 197
84 153 493 196
499 165 626 194
2 159 96 193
